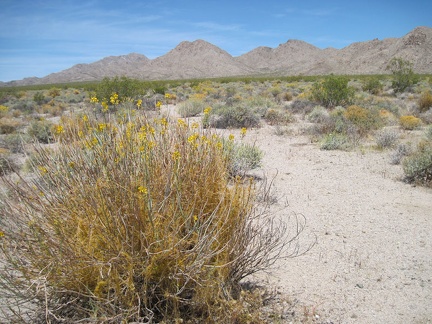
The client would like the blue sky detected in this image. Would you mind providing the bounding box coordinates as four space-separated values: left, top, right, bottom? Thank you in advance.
0 0 430 82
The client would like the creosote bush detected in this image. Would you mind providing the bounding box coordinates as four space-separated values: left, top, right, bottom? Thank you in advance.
362 77 383 95
386 57 417 93
0 113 296 323
311 75 355 108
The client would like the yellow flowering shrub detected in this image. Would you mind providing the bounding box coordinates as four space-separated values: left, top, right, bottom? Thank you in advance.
0 113 283 323
399 115 422 130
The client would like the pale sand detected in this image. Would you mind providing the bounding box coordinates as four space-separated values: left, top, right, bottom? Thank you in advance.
239 124 432 324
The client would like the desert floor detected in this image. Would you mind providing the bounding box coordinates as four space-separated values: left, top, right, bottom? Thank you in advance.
235 122 432 324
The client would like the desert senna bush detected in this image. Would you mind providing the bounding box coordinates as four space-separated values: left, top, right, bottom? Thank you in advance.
399 115 422 130
0 114 293 322
0 105 9 118
343 105 382 136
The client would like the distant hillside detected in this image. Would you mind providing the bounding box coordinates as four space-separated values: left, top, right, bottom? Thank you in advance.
3 26 432 86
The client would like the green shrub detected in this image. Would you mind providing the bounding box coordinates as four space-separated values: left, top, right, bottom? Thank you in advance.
223 137 263 176
264 108 293 125
33 91 45 105
95 76 142 102
0 119 20 135
374 128 399 149
319 133 348 150
344 105 382 135
288 100 316 115
48 87 61 98
426 125 432 140
207 105 261 129
320 133 350 150
386 57 418 93
362 77 383 95
399 115 422 130
311 75 355 108
27 119 54 143
0 153 17 175
2 133 28 153
244 96 277 117
307 106 329 123
11 100 36 114
418 90 432 112
177 98 206 117
390 143 412 165
403 141 432 186
0 115 291 323
0 105 9 118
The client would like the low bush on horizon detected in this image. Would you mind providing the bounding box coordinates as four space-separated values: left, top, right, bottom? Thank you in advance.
0 113 297 323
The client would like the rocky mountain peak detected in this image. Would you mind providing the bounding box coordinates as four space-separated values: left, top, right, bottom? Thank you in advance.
2 26 431 86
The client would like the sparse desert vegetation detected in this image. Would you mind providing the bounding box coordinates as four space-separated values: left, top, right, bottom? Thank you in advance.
1 73 432 322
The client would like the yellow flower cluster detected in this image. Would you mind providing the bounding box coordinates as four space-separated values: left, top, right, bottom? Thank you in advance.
102 101 109 112
172 150 181 161
97 123 107 132
54 125 64 134
90 96 99 104
136 99 143 109
137 186 148 194
110 93 119 105
240 127 247 138
155 101 162 109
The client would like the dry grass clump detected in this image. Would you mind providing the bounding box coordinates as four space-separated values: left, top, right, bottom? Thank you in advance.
0 113 295 323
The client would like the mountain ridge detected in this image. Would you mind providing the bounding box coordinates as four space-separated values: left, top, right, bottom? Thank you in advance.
3 26 432 86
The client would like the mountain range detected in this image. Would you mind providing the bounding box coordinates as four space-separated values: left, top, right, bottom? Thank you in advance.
3 26 432 87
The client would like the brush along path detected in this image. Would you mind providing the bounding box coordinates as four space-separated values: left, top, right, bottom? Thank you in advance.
239 124 432 323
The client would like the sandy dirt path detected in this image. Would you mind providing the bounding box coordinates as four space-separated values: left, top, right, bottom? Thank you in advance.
241 125 432 324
